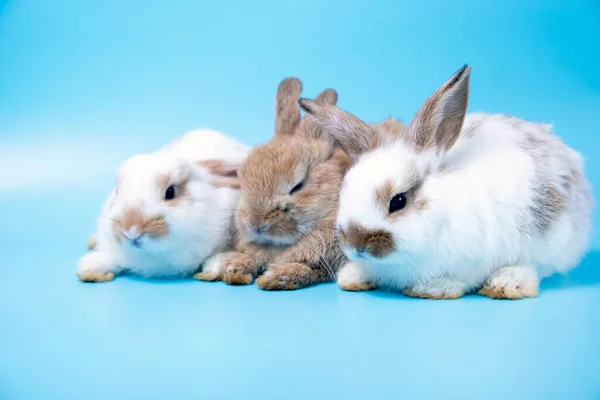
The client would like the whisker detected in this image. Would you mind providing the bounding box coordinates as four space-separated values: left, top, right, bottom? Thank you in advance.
100 215 121 223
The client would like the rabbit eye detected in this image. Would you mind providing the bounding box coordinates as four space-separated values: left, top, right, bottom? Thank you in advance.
165 185 177 200
289 181 304 195
388 193 407 213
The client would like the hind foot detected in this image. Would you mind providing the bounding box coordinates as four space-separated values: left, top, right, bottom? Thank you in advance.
478 265 539 300
404 278 466 299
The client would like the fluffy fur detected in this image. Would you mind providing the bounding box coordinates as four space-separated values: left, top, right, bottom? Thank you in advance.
301 65 592 299
77 129 249 282
195 78 358 290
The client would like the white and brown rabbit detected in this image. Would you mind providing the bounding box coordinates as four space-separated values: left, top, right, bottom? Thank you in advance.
301 65 592 299
194 78 403 290
77 129 249 282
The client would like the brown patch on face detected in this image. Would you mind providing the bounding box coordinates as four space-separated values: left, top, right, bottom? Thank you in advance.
113 206 169 240
403 287 464 300
197 159 239 178
339 221 395 258
155 170 194 207
375 174 428 221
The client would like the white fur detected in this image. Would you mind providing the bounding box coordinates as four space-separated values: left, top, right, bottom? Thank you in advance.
77 129 250 279
337 114 592 293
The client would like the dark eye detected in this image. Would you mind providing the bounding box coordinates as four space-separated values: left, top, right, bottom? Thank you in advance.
165 185 177 200
290 181 304 195
388 193 407 213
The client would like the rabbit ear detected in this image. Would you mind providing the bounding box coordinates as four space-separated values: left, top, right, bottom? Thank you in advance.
405 65 470 153
274 77 303 136
299 99 380 161
315 88 338 106
197 159 239 178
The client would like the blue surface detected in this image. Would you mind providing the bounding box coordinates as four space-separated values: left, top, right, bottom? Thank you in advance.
1 0 599 399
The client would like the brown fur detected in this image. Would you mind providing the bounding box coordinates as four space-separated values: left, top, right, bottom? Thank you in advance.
339 281 376 292
256 262 326 291
299 100 405 161
275 78 303 136
197 159 239 178
211 78 351 290
210 177 241 189
339 221 395 258
405 65 470 153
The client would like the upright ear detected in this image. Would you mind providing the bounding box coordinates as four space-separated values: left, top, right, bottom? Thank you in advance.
299 99 380 161
274 77 303 136
315 88 338 106
405 65 470 153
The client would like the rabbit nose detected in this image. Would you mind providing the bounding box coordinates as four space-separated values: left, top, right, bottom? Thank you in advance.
121 225 143 241
255 224 269 234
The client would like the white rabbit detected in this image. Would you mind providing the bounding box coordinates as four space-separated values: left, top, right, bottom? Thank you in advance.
300 65 592 299
77 129 250 282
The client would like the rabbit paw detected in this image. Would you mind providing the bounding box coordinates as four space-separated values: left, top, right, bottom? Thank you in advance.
86 234 97 250
404 278 465 299
478 265 539 300
336 261 376 292
77 251 117 283
256 263 314 291
222 252 258 286
193 252 232 282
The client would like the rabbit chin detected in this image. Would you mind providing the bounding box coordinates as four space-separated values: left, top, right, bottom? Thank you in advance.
246 232 299 247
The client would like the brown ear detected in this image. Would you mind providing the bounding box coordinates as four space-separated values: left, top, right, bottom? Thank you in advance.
197 159 239 178
315 88 338 106
274 77 303 136
405 65 470 153
299 98 380 161
210 176 241 190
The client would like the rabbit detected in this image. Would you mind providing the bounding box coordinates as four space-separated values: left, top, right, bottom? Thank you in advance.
76 129 250 282
194 78 404 291
299 65 592 299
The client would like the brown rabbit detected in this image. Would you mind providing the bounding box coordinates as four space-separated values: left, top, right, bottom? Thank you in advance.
194 77 403 290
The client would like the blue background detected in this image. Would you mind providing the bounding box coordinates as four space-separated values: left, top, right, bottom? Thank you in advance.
1 0 599 399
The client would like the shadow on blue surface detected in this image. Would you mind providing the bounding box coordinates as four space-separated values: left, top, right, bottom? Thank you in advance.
112 250 600 296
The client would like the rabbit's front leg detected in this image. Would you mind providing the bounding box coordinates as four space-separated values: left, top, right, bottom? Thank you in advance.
403 277 467 299
77 250 119 283
336 261 376 292
220 251 261 286
256 262 322 290
478 265 539 299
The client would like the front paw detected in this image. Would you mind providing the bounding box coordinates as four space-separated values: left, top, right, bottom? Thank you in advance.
77 251 117 283
256 263 312 291
77 271 114 283
478 265 538 300
222 252 258 286
336 262 375 292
